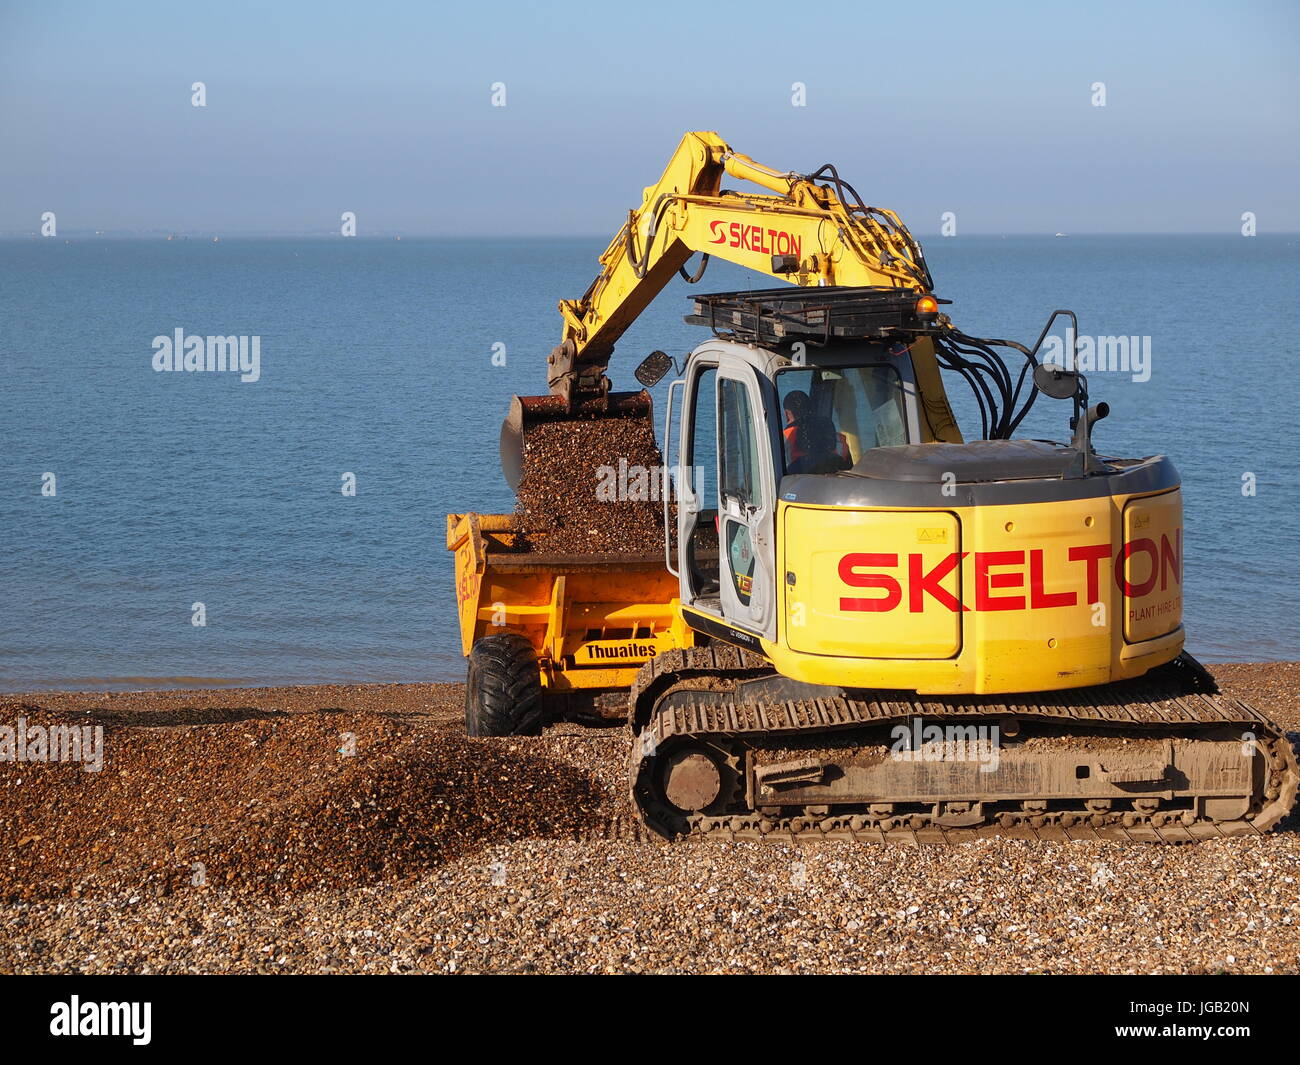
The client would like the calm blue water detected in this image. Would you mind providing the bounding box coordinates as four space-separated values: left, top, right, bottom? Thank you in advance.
1 235 1296 691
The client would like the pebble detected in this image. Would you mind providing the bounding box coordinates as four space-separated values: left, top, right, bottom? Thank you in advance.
514 414 669 555
0 664 1296 974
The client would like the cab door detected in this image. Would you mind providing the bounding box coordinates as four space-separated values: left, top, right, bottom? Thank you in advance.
715 364 777 638
676 359 720 610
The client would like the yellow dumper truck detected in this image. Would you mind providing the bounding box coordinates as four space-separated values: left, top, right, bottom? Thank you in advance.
447 512 692 733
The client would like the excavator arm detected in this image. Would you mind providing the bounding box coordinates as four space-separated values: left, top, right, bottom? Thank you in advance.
501 132 962 490
546 131 939 406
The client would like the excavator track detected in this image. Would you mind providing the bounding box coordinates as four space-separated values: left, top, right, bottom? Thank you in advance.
628 648 1299 844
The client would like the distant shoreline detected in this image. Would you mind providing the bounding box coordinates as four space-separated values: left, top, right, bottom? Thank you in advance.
4 232 1298 242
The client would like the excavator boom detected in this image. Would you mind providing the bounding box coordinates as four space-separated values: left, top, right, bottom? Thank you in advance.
502 132 955 488
555 132 931 372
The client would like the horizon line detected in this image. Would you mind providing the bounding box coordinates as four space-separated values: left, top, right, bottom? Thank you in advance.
3 230 1296 240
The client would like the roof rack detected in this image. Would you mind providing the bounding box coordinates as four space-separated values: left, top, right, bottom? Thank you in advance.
685 285 949 344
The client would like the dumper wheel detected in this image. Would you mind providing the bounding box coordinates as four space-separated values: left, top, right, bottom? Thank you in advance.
465 633 544 737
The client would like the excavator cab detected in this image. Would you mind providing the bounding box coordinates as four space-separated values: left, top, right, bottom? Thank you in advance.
661 287 931 652
656 286 1196 696
668 332 925 651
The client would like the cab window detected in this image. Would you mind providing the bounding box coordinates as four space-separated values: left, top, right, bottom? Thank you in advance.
777 364 906 474
718 376 759 506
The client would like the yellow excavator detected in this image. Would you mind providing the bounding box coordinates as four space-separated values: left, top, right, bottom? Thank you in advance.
458 131 1298 842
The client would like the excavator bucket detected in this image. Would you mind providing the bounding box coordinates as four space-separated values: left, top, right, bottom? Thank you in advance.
499 390 654 490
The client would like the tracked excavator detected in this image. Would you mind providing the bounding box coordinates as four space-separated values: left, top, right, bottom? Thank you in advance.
466 131 1297 843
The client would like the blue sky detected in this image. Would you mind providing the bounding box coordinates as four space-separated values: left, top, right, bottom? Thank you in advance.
1 0 1296 234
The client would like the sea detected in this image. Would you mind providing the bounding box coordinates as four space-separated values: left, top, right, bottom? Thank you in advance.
1 234 1296 691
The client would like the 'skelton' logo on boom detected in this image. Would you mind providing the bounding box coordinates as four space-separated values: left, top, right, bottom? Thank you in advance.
709 220 802 259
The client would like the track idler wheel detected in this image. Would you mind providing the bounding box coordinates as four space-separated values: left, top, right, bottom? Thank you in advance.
662 750 722 813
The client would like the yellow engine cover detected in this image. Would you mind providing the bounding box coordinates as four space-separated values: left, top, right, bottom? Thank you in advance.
771 488 1184 694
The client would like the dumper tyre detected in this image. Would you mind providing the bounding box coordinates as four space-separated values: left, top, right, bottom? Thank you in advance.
465 633 544 737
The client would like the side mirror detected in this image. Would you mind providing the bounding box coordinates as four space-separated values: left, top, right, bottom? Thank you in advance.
1033 363 1081 400
634 349 673 387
